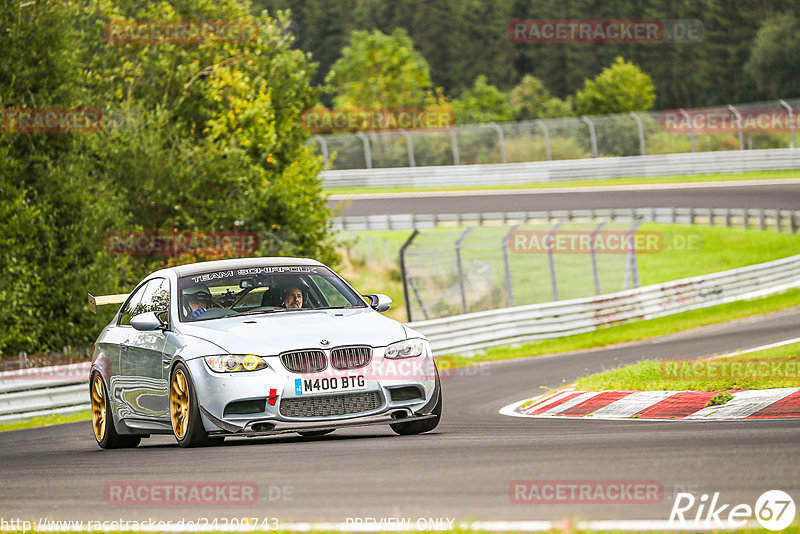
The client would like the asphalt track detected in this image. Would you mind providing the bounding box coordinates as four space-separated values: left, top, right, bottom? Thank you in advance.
2 309 799 524
329 181 800 216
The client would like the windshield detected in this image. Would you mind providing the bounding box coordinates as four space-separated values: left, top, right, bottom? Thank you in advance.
177 265 366 322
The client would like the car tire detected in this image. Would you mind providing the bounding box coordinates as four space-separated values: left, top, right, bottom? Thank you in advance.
390 386 442 435
91 374 141 449
170 362 212 448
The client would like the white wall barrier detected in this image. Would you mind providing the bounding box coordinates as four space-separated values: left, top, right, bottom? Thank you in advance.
321 148 800 189
0 362 90 423
332 207 800 232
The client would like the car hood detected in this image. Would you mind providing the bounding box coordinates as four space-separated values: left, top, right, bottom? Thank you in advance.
176 308 409 355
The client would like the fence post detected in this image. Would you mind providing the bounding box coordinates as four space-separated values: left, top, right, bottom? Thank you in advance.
590 221 606 295
450 128 460 165
535 119 552 161
581 116 598 158
355 131 372 169
487 122 507 163
623 219 644 290
398 129 415 167
502 225 519 307
680 109 695 152
630 112 646 155
727 105 745 150
313 135 329 166
547 221 564 301
455 227 474 314
399 230 419 322
779 99 796 149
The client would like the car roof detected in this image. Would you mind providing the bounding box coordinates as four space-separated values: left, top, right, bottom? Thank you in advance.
152 257 325 278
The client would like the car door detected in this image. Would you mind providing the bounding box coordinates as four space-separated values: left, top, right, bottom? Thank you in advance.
108 282 149 421
119 278 171 421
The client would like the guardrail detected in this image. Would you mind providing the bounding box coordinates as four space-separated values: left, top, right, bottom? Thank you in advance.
3 246 800 421
320 148 800 189
409 254 800 355
0 363 90 423
332 207 800 233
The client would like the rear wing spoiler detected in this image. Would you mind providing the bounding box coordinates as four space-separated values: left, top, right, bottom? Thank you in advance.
88 293 129 314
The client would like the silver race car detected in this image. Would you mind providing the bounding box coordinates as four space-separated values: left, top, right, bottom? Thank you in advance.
88 257 441 448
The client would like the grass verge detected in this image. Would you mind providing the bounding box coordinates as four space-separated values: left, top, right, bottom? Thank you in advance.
574 340 800 391
0 409 90 433
438 289 800 369
326 169 800 195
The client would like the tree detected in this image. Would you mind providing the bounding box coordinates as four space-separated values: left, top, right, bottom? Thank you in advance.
745 13 800 99
325 28 439 110
509 75 573 120
0 1 336 354
451 75 516 124
574 57 655 116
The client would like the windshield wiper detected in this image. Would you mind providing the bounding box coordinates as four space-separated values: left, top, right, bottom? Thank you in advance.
318 305 363 310
230 309 288 317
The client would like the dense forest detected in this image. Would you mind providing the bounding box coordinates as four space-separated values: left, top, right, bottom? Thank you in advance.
257 0 800 109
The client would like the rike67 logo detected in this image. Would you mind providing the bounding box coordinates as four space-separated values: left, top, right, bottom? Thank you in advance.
669 490 796 530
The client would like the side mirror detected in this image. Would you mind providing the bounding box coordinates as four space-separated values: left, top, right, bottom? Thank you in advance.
131 311 166 332
363 293 393 312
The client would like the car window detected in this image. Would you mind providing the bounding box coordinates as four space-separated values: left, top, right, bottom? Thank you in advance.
119 282 149 326
120 278 170 326
311 274 352 307
136 278 170 318
177 265 366 321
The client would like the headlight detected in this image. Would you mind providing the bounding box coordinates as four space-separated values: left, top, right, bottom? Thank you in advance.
384 339 425 359
204 354 268 373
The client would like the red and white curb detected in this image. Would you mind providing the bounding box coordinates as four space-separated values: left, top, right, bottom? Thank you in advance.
501 387 800 421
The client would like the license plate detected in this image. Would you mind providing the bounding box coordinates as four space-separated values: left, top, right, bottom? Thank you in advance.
294 375 366 395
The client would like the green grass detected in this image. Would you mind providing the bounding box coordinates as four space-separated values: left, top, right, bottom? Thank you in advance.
437 289 800 368
573 340 800 392
326 169 800 195
637 224 800 285
0 409 91 432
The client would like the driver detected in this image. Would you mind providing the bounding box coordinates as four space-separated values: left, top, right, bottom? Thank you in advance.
282 285 303 309
186 293 208 319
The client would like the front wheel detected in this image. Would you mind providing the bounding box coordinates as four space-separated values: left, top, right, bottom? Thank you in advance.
91 374 140 449
390 387 442 435
170 363 212 447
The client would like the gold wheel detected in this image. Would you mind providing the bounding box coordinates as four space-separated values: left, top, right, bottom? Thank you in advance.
170 369 190 440
91 375 106 442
